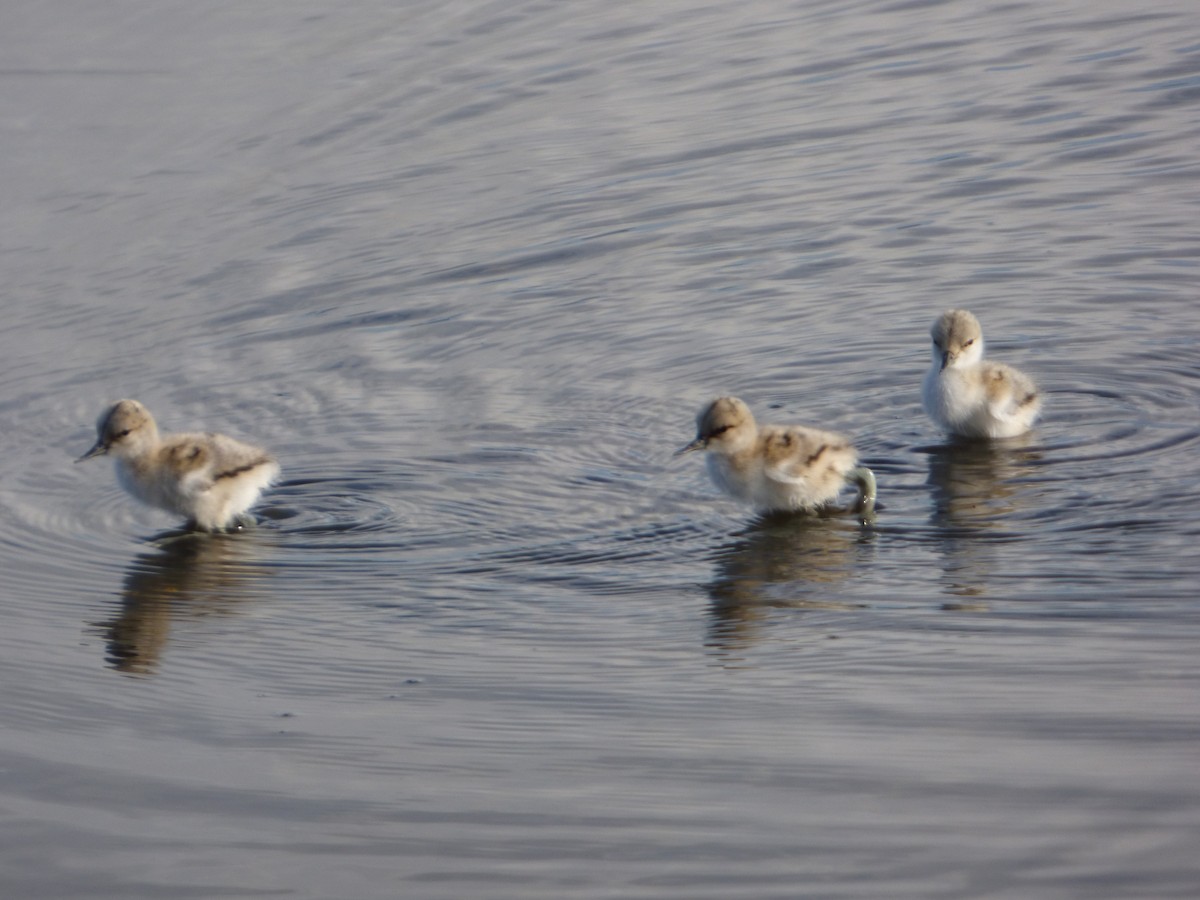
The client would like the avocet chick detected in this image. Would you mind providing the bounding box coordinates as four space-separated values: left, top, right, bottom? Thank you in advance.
922 309 1042 439
77 399 280 532
676 396 876 516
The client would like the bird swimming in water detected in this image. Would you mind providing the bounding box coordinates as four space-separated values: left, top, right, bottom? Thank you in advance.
77 399 280 532
922 309 1042 439
677 396 876 517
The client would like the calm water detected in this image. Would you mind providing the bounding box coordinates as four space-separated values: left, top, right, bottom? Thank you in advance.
3 0 1200 896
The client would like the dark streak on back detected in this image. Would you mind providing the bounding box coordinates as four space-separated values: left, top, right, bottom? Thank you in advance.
214 457 273 482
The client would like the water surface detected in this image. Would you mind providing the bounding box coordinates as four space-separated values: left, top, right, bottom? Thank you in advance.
3 0 1200 897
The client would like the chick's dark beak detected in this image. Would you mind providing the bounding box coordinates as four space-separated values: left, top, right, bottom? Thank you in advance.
675 436 706 456
75 440 107 463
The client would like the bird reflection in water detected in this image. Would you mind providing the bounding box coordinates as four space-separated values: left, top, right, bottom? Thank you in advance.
94 531 273 675
705 513 872 656
925 436 1041 604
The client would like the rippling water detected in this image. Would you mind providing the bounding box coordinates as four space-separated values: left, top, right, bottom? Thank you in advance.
4 0 1200 896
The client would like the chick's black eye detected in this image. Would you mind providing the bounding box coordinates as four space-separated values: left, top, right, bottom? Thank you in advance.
708 424 732 438
117 429 131 438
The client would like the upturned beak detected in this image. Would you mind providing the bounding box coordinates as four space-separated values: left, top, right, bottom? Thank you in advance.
939 350 951 372
675 436 706 456
75 440 107 463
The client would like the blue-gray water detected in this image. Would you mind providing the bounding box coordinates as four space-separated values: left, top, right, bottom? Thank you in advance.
3 1 1199 897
